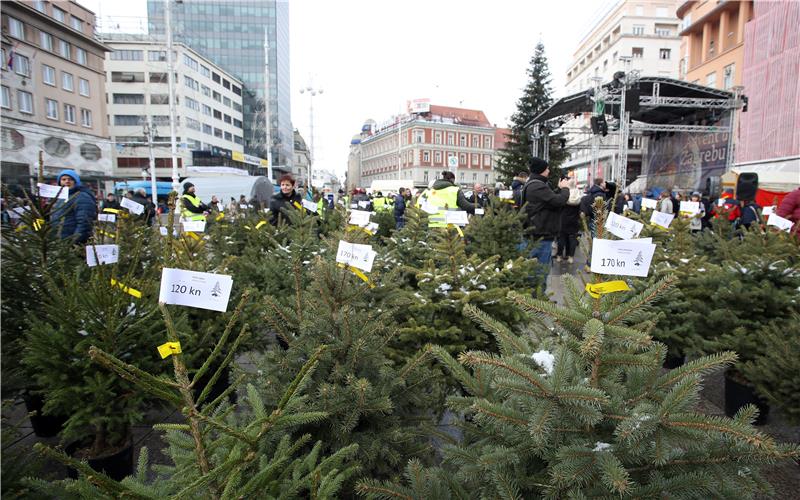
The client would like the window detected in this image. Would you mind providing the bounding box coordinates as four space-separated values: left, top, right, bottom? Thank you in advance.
62 72 74 91
471 153 478 165
459 153 466 165
1 86 10 109
33 1 46 13
45 98 59 120
81 108 92 127
8 17 24 39
111 71 144 82
447 133 454 145
42 65 56 86
423 151 430 162
114 115 144 126
655 27 672 37
183 75 199 91
64 103 76 124
40 31 53 51
234 135 243 145
484 173 489 183
213 109 222 120
18 90 33 114
681 13 692 31
212 72 221 84
423 171 429 183
459 134 466 146
183 54 199 70
152 115 171 126
233 118 243 128
632 25 645 35
185 96 200 111
723 64 735 89
200 65 211 78
14 54 30 77
224 131 232 141
111 50 143 61
483 154 491 166
709 40 716 57
201 84 211 97
222 78 231 90
232 85 241 96
223 114 232 124
113 93 144 104
632 47 644 58
1 48 5 70
434 151 442 163
213 127 223 138
434 131 442 144
484 136 492 149
70 16 83 32
149 50 167 61
706 71 717 88
212 91 221 102
150 94 170 105
148 72 167 83
203 124 212 135
659 48 671 59
202 104 212 116
223 96 231 108
472 173 477 181
79 78 90 96
53 7 66 22
233 102 242 112
459 172 464 181
186 117 202 131
58 39 71 59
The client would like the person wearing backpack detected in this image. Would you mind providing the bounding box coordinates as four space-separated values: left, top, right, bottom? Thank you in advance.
521 158 570 292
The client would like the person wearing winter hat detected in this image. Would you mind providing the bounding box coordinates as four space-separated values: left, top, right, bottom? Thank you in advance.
520 157 570 294
181 182 208 221
50 169 97 244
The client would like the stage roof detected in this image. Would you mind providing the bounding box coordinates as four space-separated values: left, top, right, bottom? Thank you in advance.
527 77 736 127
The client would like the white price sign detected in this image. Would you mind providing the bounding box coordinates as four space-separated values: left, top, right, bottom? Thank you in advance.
591 238 656 277
767 213 793 232
650 210 674 229
8 207 28 220
38 183 69 200
336 240 376 273
159 267 233 312
357 200 370 209
239 204 249 209
349 210 372 227
498 190 513 199
302 199 318 213
641 198 657 209
420 201 439 215
445 210 469 226
474 208 485 215
679 201 700 215
605 212 643 240
182 220 206 233
85 244 119 267
120 197 144 215
98 214 116 223
762 206 776 216
365 222 380 233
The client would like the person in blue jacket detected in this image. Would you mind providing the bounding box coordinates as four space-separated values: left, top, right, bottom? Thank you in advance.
50 169 96 244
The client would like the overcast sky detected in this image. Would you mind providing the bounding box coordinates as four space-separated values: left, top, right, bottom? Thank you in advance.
78 0 614 180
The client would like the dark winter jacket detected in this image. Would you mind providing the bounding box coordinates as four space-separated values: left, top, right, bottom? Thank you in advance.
777 188 800 224
132 194 156 224
739 201 761 229
521 173 569 238
580 184 607 221
393 193 406 218
468 192 490 208
559 204 581 234
430 179 474 214
52 185 97 244
269 189 302 226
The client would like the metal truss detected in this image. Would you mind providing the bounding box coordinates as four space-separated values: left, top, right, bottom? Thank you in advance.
630 123 731 133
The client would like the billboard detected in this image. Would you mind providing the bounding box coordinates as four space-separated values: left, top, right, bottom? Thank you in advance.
407 98 431 114
644 117 730 192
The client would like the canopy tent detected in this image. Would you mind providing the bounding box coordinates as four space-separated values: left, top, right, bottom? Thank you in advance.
114 180 175 197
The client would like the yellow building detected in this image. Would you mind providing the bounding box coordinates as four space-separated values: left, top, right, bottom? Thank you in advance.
676 1 753 89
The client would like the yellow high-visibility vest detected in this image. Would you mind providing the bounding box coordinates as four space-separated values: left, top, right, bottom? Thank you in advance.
421 186 458 227
181 194 206 221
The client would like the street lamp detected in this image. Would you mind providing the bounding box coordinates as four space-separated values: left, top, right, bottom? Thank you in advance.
299 85 322 188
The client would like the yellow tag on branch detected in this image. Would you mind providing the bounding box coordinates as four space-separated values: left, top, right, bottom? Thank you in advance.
33 219 45 231
103 208 122 214
293 201 303 210
187 231 201 241
448 224 464 237
585 280 630 298
157 341 182 359
255 221 267 230
337 263 375 288
215 213 225 221
99 229 116 239
110 278 142 298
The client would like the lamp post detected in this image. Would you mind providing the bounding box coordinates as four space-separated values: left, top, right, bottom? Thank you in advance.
299 85 322 189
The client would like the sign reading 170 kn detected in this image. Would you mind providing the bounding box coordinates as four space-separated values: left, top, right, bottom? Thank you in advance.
590 238 656 277
159 267 233 312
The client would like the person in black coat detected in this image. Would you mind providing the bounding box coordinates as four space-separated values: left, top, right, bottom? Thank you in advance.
580 178 607 236
556 203 581 263
269 174 302 226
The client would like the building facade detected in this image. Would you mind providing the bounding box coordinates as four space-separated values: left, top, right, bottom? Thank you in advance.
147 0 293 176
310 168 340 194
103 36 254 180
359 105 498 189
676 0 753 89
1 0 111 192
566 0 682 95
292 128 310 187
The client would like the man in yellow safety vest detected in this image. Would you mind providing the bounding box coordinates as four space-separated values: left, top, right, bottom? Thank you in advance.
416 171 474 227
181 182 209 221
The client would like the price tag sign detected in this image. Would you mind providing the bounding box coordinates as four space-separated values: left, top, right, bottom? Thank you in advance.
365 222 379 233
159 267 233 312
38 183 69 200
86 244 119 267
474 208 485 215
336 240 376 273
121 197 145 215
498 190 513 199
590 238 656 277
160 226 169 236
762 206 776 217
357 200 370 209
641 198 657 210
239 203 249 209
182 220 206 233
98 213 116 223
420 201 439 214
679 201 700 215
445 210 469 226
717 198 726 207
650 210 674 229
605 212 644 240
349 210 372 227
302 199 318 213
767 213 793 232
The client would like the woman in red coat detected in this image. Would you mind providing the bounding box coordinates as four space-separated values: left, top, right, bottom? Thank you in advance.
777 187 800 235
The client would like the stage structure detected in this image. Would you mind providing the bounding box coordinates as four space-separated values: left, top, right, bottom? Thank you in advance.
526 75 746 191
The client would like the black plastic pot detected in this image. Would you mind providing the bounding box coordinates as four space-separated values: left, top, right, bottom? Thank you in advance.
662 352 686 369
724 370 769 425
193 363 237 408
23 392 67 438
65 436 134 481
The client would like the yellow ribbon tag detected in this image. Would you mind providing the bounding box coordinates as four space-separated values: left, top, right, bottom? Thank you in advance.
448 224 464 237
293 201 303 210
186 231 201 241
33 219 45 231
649 222 669 231
347 225 374 236
337 263 375 288
215 213 225 221
244 225 252 231
255 221 267 230
585 280 630 298
98 229 116 239
157 341 182 359
110 279 142 298
103 208 122 214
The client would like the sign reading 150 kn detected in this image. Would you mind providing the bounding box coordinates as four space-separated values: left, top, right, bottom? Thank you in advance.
590 238 656 277
159 267 233 312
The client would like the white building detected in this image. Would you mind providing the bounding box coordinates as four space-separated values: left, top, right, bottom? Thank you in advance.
560 0 681 187
103 35 258 181
310 168 340 194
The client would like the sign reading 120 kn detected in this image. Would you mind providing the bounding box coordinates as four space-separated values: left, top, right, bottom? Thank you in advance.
590 238 656 277
159 267 233 312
